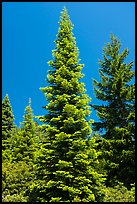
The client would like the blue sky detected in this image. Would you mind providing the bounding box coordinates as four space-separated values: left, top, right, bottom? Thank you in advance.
2 2 135 126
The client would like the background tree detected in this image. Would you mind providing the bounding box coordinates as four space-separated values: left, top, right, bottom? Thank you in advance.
92 34 135 140
29 7 105 202
2 94 16 160
2 99 40 202
11 98 39 163
91 34 135 188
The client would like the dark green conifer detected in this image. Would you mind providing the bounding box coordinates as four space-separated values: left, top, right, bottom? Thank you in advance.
91 34 135 188
2 94 15 152
92 34 135 140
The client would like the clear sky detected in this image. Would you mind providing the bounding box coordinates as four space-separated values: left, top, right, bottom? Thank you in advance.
2 2 135 126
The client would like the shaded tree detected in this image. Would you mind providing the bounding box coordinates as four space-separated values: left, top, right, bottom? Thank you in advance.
91 34 135 188
2 94 16 160
92 34 135 141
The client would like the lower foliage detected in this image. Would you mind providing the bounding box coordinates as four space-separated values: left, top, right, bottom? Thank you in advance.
2 158 135 202
2 161 34 202
2 193 28 202
104 182 135 202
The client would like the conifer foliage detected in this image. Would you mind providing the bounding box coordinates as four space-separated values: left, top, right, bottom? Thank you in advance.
2 99 39 202
2 94 15 151
2 7 135 203
92 34 135 140
11 98 39 163
91 35 135 188
30 7 105 202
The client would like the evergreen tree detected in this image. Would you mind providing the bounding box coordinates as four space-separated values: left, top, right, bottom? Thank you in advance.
29 7 105 202
2 94 15 159
92 34 135 140
2 99 40 202
11 98 39 163
91 34 135 188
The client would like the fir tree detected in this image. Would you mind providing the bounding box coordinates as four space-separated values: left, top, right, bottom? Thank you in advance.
29 7 105 202
92 34 135 140
91 34 135 188
2 94 15 153
11 98 39 163
3 99 40 201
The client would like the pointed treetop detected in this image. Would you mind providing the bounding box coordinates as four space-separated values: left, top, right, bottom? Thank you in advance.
2 94 13 112
3 93 9 101
110 33 121 47
63 6 68 13
59 6 72 26
2 93 15 142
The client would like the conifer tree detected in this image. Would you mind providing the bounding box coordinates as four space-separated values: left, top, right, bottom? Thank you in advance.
11 98 39 163
3 99 40 201
92 34 135 140
2 94 15 152
91 34 135 188
29 7 105 202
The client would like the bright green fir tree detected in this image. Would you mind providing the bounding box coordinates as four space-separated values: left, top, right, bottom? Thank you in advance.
10 98 39 163
2 99 39 202
91 34 135 188
29 7 105 202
